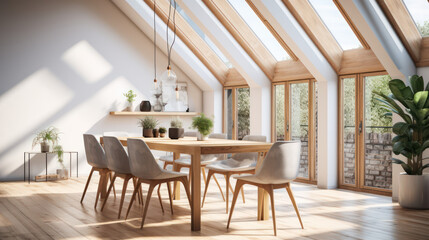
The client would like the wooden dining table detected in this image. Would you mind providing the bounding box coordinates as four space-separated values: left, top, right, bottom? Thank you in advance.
99 136 272 231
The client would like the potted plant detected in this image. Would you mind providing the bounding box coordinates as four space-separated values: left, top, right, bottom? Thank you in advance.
375 75 429 209
54 145 68 179
32 127 60 152
169 117 184 139
192 113 213 141
139 116 158 138
159 127 167 138
153 128 160 138
123 90 137 112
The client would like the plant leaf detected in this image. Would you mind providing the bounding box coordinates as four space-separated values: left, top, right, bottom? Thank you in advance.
392 122 409 136
413 91 428 109
392 158 414 174
410 74 424 93
393 142 405 154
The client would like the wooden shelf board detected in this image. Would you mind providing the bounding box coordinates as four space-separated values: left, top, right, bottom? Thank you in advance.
109 111 198 116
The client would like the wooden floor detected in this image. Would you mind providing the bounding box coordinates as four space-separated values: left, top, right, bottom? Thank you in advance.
0 175 428 240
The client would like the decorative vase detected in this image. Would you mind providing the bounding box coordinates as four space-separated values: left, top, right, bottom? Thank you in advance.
153 93 163 112
126 101 134 112
143 128 154 138
399 173 429 209
140 101 151 112
153 129 159 138
160 133 166 138
197 132 208 141
169 128 184 139
41 141 50 153
56 168 69 180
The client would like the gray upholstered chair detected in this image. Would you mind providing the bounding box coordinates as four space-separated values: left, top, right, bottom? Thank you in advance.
173 133 227 196
202 135 267 213
81 134 116 208
227 141 304 236
125 138 191 229
100 136 143 219
158 131 197 168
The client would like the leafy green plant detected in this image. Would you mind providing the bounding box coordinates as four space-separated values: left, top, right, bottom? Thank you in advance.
138 116 158 129
192 113 213 137
170 117 183 128
159 127 167 134
32 127 60 148
123 90 137 103
53 145 65 168
374 75 429 175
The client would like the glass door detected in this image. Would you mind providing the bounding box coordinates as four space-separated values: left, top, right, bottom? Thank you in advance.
224 86 250 140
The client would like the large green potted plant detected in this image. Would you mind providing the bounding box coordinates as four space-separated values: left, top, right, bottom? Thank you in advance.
138 117 158 138
123 90 137 112
192 113 213 141
374 75 429 209
32 127 60 152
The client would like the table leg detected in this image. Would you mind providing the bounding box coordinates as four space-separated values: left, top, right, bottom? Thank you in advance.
23 153 26 182
256 152 269 220
191 148 201 231
69 153 72 178
77 152 79 177
99 170 109 199
45 153 48 182
172 152 181 200
29 153 31 184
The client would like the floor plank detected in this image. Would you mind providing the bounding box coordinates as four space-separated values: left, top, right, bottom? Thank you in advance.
0 175 428 239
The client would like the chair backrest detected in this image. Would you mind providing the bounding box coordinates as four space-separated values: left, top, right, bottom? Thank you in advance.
103 136 131 174
83 134 107 168
232 135 267 162
184 131 197 137
127 138 163 179
103 132 129 137
208 133 227 139
255 141 301 182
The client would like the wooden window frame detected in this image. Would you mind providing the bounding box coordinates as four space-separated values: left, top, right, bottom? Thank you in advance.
338 71 392 196
271 79 317 184
222 85 250 140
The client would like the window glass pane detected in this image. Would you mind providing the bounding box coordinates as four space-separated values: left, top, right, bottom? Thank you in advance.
342 77 356 185
275 85 285 141
176 4 233 67
308 0 362 50
237 88 250 140
227 0 290 61
364 75 392 190
402 0 429 37
224 89 233 139
314 82 318 180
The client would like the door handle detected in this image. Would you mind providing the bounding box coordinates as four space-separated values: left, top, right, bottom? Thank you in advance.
286 122 289 132
359 121 363 133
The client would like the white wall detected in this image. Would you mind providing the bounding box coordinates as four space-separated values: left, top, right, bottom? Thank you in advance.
0 0 202 181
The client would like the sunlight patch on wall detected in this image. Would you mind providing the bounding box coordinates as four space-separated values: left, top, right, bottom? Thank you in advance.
61 41 113 83
0 68 73 162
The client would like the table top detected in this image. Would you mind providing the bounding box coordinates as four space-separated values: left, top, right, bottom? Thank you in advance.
24 151 78 154
100 137 273 154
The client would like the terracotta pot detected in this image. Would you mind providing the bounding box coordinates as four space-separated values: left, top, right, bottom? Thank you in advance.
153 129 159 138
160 133 166 138
399 173 429 209
169 128 184 139
143 128 153 138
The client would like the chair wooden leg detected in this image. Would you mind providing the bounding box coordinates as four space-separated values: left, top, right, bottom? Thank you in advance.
125 181 141 220
240 184 245 203
166 181 174 214
213 174 225 201
228 182 234 194
118 176 131 219
94 171 104 209
141 183 156 229
139 184 144 205
227 179 245 229
225 173 231 213
80 167 94 203
286 183 304 229
109 171 116 199
201 170 214 207
178 176 191 207
100 172 115 210
267 185 277 236
157 182 164 214
201 167 207 185
173 166 183 197
132 178 141 205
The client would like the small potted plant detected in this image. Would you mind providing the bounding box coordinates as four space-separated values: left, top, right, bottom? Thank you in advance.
139 116 158 137
123 90 137 112
375 75 429 209
32 127 60 152
192 113 213 141
153 128 160 138
169 117 184 139
159 127 167 138
54 145 68 179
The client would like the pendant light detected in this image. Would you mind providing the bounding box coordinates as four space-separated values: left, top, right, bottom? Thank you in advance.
153 0 158 89
161 0 179 100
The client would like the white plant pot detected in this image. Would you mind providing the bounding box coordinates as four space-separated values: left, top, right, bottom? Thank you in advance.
126 102 134 112
398 173 429 209
197 132 208 141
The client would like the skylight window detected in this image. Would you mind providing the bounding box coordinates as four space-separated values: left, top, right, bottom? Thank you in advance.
227 0 290 61
308 0 362 50
402 0 429 37
176 4 233 68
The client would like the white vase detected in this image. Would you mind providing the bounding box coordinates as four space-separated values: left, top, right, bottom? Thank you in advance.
197 132 208 141
398 173 429 209
126 102 134 112
57 168 69 180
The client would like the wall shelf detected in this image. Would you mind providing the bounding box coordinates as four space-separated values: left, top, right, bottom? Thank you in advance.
109 111 198 116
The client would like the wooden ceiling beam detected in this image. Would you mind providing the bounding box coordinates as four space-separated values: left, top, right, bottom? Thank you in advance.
144 0 228 84
282 0 343 72
203 0 276 80
376 0 422 63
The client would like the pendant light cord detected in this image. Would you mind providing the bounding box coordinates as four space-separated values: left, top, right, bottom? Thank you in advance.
153 0 157 81
166 0 177 67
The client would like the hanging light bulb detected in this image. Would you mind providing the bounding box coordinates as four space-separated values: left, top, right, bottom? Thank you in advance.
161 65 177 86
175 85 179 100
